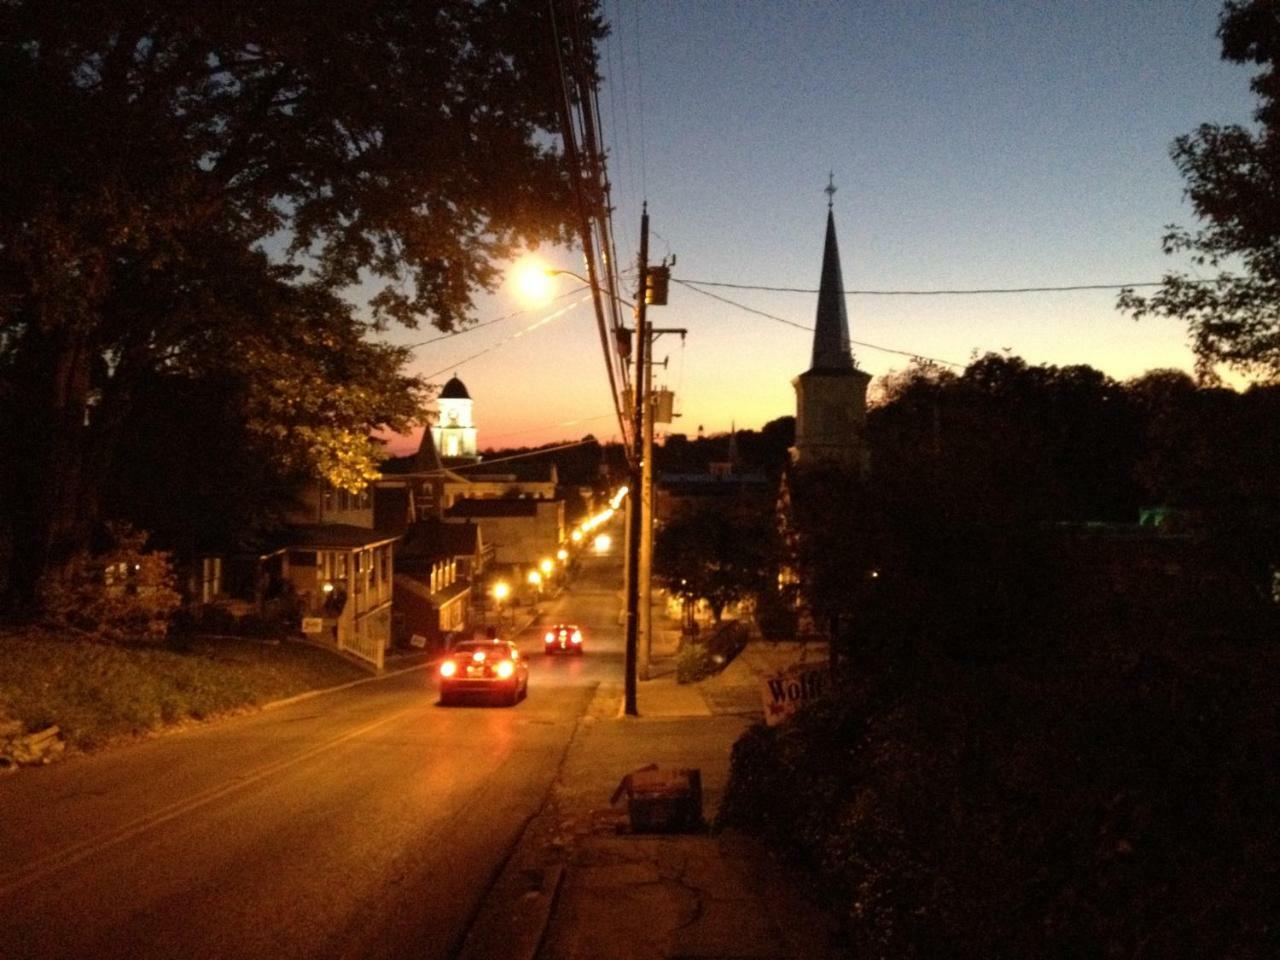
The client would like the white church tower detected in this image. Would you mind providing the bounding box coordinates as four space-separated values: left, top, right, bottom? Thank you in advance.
432 375 480 463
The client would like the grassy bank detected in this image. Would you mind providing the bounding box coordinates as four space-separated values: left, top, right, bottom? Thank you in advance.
0 629 370 751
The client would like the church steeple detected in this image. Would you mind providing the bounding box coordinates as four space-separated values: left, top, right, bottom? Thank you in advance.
790 176 871 473
810 177 853 372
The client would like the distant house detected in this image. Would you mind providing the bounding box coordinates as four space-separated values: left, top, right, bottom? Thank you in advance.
273 482 397 669
445 497 564 570
392 520 487 650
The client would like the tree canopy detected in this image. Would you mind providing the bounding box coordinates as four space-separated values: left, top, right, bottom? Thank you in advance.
1119 0 1280 382
654 495 780 622
0 1 604 599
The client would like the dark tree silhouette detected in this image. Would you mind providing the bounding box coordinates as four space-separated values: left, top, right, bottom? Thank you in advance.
1120 0 1280 381
0 2 605 601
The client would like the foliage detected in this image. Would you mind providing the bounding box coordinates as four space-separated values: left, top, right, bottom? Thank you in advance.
675 621 750 684
654 495 781 621
0 1 605 600
720 575 1280 959
1119 1 1280 382
36 523 181 641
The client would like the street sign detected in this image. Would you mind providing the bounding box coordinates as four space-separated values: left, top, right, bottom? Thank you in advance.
760 662 828 726
301 617 324 635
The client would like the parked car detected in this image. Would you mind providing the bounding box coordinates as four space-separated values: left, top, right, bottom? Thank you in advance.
438 639 528 706
543 623 584 655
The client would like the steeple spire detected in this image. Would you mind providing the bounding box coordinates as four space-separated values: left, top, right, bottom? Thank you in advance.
810 179 853 372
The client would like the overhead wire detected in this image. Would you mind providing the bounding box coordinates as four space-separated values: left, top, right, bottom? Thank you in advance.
549 0 631 452
421 295 591 380
673 277 966 369
676 277 1213 296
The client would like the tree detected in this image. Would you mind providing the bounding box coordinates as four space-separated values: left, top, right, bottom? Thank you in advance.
0 2 605 601
1119 1 1280 382
654 496 780 623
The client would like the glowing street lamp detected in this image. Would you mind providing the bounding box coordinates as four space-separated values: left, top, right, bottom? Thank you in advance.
539 558 554 576
527 569 543 587
556 548 569 562
492 581 510 603
511 255 555 305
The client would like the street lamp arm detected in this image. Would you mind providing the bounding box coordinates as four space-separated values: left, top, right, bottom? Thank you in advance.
548 269 636 309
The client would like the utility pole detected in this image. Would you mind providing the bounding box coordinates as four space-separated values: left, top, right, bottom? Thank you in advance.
623 205 649 717
639 346 655 681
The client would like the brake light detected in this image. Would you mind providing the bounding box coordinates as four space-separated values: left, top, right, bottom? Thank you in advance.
496 660 515 679
544 631 555 644
440 660 457 678
571 631 582 644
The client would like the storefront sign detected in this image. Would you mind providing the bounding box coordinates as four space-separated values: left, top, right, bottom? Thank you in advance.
301 617 324 635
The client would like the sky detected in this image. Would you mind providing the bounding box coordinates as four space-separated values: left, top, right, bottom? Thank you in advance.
386 0 1257 454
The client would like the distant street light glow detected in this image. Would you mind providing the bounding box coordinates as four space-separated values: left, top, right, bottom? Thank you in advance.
593 533 612 553
492 581 510 601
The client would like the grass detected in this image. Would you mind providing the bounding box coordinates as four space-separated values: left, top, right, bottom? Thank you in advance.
0 628 370 751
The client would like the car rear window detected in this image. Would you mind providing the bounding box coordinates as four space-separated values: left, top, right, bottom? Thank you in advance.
453 642 513 658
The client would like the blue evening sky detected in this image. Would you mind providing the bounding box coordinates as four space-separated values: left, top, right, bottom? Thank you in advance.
391 0 1256 452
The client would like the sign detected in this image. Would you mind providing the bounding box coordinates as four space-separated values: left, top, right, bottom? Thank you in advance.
760 663 827 726
301 617 324 635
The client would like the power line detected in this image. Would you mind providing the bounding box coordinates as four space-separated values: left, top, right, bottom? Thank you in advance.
479 412 618 443
402 287 585 350
421 295 590 381
677 277 1207 296
673 278 966 368
448 436 609 471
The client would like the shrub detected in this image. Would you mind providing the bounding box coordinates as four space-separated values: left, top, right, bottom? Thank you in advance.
37 523 181 641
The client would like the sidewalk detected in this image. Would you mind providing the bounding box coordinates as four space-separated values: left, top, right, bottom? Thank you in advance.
457 629 843 960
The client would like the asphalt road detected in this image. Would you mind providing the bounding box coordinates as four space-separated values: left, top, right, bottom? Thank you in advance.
0 549 626 960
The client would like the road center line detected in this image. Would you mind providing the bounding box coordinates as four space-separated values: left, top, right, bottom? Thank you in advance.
0 705 420 898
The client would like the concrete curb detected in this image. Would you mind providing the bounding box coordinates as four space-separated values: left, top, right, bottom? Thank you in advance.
261 608 546 713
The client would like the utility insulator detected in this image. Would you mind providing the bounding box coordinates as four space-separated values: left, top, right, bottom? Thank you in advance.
645 265 670 306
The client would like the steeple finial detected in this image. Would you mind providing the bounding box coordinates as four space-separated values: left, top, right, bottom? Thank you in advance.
809 186 854 372
824 172 837 209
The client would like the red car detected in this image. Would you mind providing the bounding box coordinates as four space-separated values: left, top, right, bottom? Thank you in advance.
543 623 584 655
438 640 529 706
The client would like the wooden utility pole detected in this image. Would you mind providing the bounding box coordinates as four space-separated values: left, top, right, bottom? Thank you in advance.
623 205 650 716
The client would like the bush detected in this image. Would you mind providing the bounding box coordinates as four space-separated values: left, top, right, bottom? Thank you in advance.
676 621 750 683
37 523 181 641
719 635 1280 959
676 642 709 684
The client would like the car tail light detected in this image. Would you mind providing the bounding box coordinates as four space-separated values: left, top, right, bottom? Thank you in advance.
544 631 555 644
440 660 457 678
571 631 583 644
496 660 515 679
